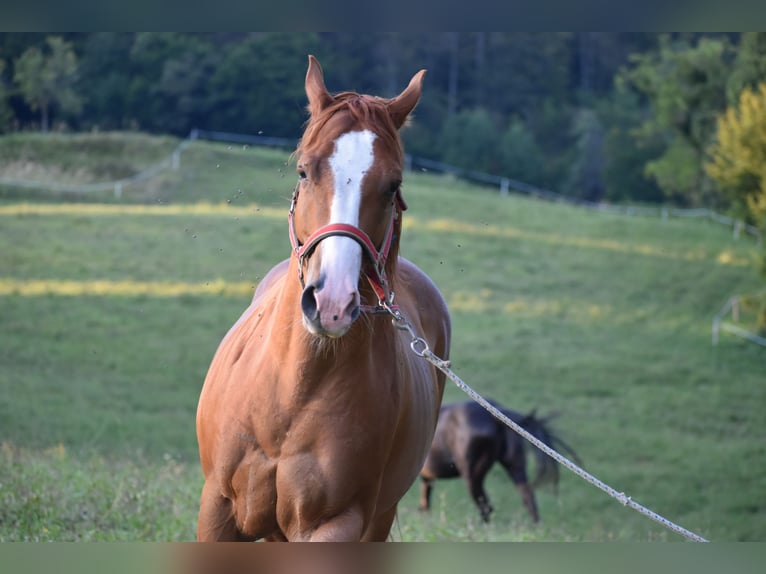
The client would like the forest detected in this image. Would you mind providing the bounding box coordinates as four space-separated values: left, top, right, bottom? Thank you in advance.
1 32 766 227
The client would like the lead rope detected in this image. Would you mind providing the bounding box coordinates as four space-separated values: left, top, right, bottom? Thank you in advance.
382 300 709 543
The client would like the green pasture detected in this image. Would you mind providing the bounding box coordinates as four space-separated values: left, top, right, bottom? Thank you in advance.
0 132 764 541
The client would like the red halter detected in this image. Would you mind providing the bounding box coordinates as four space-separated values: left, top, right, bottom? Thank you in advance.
288 185 407 313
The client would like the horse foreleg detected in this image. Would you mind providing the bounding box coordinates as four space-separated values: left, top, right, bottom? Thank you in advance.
515 482 539 523
305 507 365 542
197 480 248 541
418 477 433 512
466 476 493 523
363 506 398 541
461 446 495 523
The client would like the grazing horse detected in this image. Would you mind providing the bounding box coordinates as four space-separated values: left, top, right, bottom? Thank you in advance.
196 55 451 542
419 400 580 524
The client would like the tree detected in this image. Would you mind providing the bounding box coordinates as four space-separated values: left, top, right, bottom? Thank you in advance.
706 83 766 227
528 97 578 190
727 32 766 105
499 118 545 186
125 32 225 134
440 108 500 174
154 44 221 134
564 108 605 201
0 60 12 132
599 85 664 203
619 34 732 205
207 33 321 138
13 36 82 132
76 33 135 131
708 83 766 315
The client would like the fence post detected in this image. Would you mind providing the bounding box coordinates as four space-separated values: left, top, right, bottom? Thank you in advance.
172 149 180 170
734 220 742 240
500 178 509 196
712 296 735 346
661 207 668 221
732 297 739 322
712 316 719 345
114 182 122 199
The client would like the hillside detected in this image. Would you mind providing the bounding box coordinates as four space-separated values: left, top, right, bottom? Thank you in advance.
0 132 764 541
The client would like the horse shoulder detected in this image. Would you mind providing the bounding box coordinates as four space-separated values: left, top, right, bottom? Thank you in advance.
396 257 451 351
197 260 290 468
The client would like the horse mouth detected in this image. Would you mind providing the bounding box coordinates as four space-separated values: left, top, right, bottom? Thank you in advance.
302 312 357 339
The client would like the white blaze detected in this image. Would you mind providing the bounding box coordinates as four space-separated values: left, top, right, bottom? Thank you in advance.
322 130 377 283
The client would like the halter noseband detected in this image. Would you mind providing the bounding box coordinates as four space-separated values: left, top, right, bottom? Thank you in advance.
288 185 407 313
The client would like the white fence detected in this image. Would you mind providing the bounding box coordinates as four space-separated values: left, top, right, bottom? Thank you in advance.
0 126 762 247
188 128 296 149
191 129 765 245
404 155 762 245
712 294 766 348
0 139 194 198
0 130 296 198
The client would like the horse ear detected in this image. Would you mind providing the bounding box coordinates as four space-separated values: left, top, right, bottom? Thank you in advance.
305 55 333 117
387 69 426 129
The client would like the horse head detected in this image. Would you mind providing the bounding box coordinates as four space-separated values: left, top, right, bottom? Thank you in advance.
290 55 425 338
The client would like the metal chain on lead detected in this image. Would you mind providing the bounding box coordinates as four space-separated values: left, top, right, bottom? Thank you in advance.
383 302 709 543
382 298 432 358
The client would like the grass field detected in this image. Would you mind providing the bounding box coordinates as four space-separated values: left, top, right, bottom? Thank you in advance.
1 132 764 541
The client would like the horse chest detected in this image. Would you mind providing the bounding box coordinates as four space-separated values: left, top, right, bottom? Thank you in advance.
227 414 386 540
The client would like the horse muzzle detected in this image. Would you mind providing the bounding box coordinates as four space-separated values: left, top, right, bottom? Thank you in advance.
301 278 361 338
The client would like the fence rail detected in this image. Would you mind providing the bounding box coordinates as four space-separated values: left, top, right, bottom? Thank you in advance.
0 138 191 198
712 293 766 348
405 154 763 244
0 128 763 246
189 128 297 149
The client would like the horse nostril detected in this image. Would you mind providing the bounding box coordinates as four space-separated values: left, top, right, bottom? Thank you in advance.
347 293 361 322
301 284 319 321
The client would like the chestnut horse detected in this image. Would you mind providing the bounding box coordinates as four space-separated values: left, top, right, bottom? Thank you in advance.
196 56 451 541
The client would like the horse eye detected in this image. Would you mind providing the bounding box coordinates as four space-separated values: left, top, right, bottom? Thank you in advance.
388 180 402 195
298 169 308 181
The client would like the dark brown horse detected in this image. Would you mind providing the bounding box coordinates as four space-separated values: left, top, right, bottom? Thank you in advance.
419 400 580 524
196 56 451 541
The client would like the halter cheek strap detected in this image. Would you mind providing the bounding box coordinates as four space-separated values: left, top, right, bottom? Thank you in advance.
288 186 406 312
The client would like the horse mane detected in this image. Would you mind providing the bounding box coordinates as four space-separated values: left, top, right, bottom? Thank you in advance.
297 92 404 165
384 207 403 291
296 92 406 287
